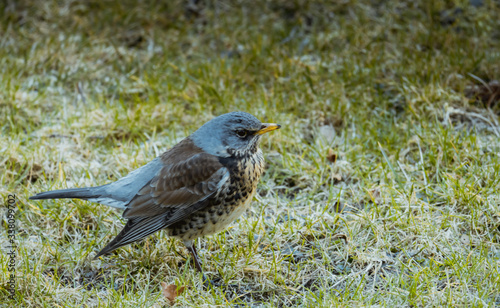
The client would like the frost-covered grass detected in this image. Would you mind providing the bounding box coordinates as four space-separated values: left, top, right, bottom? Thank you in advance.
1 0 500 306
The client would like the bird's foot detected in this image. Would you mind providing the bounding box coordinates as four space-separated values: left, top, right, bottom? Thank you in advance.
202 275 239 289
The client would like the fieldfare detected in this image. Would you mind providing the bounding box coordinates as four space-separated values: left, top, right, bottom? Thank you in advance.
30 112 280 279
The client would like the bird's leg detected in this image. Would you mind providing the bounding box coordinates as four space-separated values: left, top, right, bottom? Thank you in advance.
185 242 203 273
184 240 208 284
183 240 228 288
191 244 200 267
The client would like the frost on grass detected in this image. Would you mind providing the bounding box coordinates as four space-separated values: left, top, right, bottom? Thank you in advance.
2 0 500 307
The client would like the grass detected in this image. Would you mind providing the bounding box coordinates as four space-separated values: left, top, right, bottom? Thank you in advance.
1 0 500 306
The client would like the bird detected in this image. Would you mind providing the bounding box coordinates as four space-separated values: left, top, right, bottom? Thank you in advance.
30 111 280 280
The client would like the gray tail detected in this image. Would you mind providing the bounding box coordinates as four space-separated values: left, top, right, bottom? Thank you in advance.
29 187 101 200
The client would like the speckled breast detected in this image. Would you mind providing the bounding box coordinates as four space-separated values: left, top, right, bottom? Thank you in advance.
167 149 265 241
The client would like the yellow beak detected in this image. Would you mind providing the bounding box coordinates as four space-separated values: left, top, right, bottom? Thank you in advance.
255 123 281 135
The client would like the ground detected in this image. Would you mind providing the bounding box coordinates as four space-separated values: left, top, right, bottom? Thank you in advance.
1 0 500 307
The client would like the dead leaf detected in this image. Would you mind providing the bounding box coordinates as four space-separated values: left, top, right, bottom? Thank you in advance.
161 282 186 304
327 148 337 163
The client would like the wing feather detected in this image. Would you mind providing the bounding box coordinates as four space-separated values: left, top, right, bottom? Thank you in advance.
94 138 231 257
123 139 229 219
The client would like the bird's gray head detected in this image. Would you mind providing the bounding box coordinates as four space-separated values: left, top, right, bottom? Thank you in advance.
190 111 280 158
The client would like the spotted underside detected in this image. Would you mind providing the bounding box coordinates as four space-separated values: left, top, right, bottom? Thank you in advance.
168 148 265 240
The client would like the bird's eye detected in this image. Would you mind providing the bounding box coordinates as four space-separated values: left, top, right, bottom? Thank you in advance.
236 130 247 138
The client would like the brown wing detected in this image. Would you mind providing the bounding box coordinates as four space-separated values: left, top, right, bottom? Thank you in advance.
123 138 229 219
